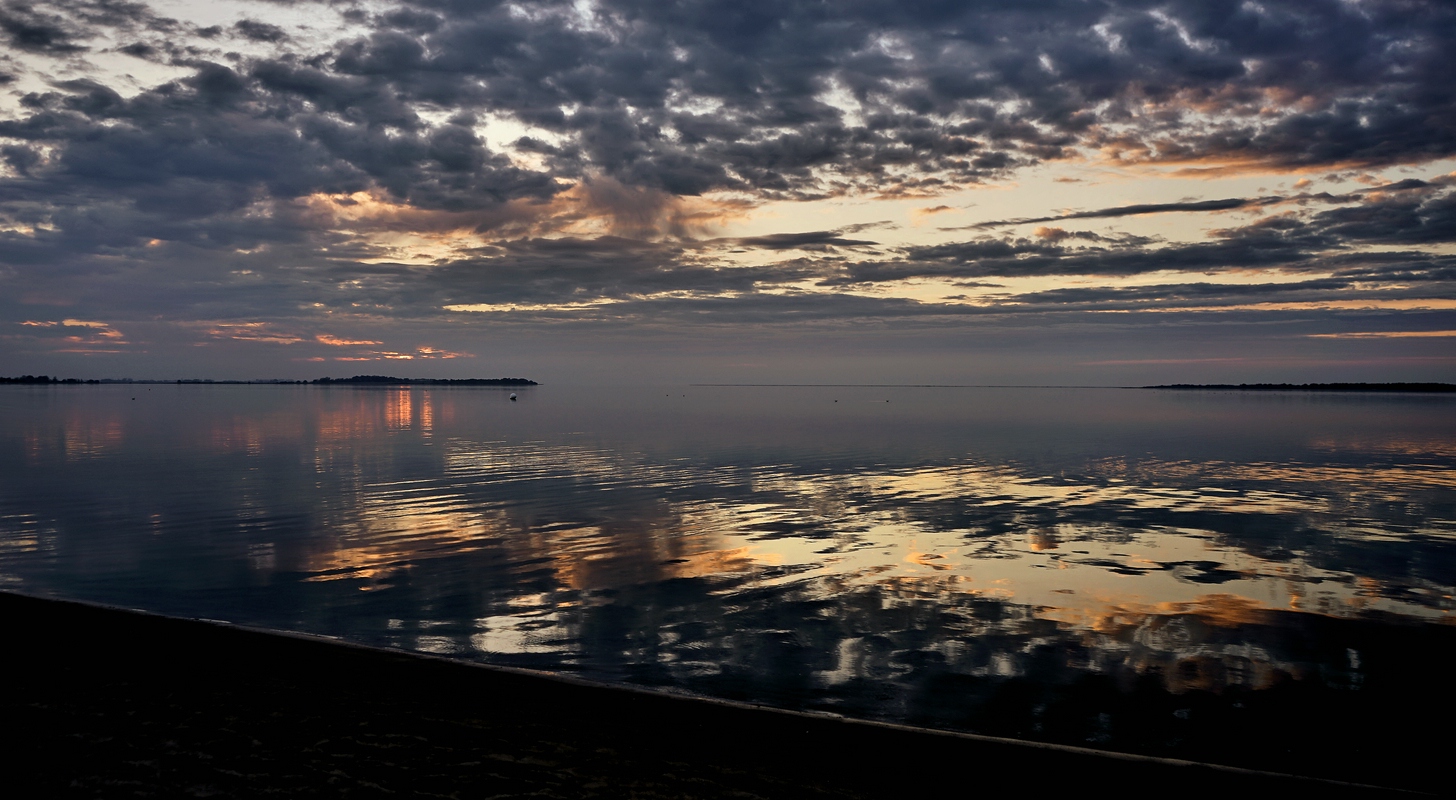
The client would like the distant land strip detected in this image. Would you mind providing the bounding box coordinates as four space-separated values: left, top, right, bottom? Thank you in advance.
314 375 537 386
1147 382 1455 393
0 374 537 386
691 382 1456 392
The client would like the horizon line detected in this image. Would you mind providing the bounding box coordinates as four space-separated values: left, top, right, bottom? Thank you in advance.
688 384 1134 388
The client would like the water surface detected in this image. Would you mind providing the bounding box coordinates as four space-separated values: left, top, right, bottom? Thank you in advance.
3 384 1453 781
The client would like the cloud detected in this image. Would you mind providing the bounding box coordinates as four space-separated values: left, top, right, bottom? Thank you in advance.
1308 330 1456 339
0 3 88 53
969 197 1286 230
1031 227 1115 243
0 0 1454 378
421 234 828 309
8 1 1456 207
6 2 1454 232
9 315 130 354
316 334 382 346
824 183 1456 286
970 179 1455 234
233 19 286 43
204 322 304 345
735 230 879 251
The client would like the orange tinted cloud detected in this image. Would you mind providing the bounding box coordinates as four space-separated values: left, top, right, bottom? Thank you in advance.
331 345 472 361
316 334 383 346
203 323 304 345
24 319 134 353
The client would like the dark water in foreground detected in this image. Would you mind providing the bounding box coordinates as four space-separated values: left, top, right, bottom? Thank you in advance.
2 384 1454 775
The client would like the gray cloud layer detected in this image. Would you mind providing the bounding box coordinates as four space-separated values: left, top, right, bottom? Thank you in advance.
1 0 1454 377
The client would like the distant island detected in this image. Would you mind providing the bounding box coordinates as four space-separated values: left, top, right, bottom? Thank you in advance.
313 375 537 386
1 374 537 386
1148 383 1454 393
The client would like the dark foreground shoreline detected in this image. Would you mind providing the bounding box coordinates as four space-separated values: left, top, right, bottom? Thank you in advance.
2 592 1419 798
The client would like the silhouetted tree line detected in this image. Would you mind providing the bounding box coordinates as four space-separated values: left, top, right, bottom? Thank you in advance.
0 375 96 384
2 375 537 385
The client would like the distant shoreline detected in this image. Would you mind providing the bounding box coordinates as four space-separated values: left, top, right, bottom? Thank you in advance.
689 382 1456 392
0 374 538 386
5 377 1450 392
1147 383 1455 393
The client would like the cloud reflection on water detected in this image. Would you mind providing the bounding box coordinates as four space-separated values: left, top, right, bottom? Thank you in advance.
2 384 1454 770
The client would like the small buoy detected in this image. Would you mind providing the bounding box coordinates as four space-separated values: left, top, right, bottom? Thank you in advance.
509 393 517 401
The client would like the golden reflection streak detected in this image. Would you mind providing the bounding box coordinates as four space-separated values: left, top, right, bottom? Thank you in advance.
185 394 1452 641
64 418 124 460
301 506 495 585
316 439 1452 621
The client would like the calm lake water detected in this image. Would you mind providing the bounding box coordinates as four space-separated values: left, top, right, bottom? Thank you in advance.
3 383 1455 781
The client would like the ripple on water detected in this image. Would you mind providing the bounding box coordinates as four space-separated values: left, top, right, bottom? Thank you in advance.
1 384 1454 776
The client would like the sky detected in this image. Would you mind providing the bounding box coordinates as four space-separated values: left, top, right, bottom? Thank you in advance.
0 0 1453 384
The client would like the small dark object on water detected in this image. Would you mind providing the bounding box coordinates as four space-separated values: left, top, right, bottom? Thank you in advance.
509 393 517 401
